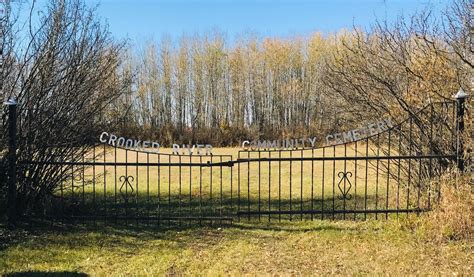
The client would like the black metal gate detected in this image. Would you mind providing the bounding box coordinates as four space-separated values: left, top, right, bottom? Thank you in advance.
2 98 468 225
234 101 463 221
21 148 235 224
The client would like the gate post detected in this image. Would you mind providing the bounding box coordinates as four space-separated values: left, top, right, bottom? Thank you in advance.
454 88 468 172
4 99 18 225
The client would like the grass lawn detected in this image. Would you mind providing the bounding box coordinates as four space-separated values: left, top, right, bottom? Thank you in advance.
0 219 472 275
3 146 468 275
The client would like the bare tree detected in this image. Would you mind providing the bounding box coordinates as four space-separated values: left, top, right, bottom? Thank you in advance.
0 0 129 216
323 0 471 174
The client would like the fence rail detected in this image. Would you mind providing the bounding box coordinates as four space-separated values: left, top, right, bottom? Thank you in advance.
3 97 469 226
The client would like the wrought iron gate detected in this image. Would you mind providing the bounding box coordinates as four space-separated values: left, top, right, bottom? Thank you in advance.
2 98 468 225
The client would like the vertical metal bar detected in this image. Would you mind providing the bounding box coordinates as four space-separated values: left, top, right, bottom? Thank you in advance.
407 118 413 214
125 149 128 225
268 151 271 222
437 156 442 203
343 144 347 220
82 148 85 214
237 152 240 222
71 154 75 219
397 125 402 217
375 134 380 219
179 155 182 224
230 155 233 219
311 147 314 221
417 118 423 212
199 155 202 225
147 153 150 222
321 147 325 220
428 104 434 209
290 150 293 221
354 142 357 220
157 154 161 226
300 149 303 220
439 102 445 149
417 156 422 212
93 146 96 225
258 151 261 221
210 155 213 221
190 155 193 225
136 151 139 225
220 156 223 223
60 151 64 219
332 145 336 220
386 130 391 219
103 144 107 224
114 146 117 222
247 151 250 221
364 138 369 220
168 156 171 225
278 150 282 222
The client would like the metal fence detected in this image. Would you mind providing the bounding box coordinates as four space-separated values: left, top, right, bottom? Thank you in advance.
2 97 468 226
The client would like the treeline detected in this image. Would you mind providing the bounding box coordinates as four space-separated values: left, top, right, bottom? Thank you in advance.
108 0 471 146
110 33 337 146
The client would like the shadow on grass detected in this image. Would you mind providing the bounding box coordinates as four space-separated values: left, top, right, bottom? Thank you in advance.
0 189 420 251
35 190 409 220
223 223 359 236
4 272 87 277
0 212 366 252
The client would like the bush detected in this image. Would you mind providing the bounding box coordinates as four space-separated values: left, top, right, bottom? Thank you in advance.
0 0 128 216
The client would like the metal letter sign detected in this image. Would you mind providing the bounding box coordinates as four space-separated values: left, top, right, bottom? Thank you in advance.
98 131 214 155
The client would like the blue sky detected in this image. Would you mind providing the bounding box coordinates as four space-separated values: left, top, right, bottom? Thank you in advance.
17 0 451 45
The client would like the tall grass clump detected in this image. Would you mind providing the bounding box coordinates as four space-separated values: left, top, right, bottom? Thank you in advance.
401 173 472 242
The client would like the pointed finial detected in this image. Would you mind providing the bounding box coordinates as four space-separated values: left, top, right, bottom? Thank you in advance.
3 98 17 106
453 88 468 99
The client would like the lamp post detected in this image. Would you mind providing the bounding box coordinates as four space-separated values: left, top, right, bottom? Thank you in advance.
454 88 468 172
4 98 17 225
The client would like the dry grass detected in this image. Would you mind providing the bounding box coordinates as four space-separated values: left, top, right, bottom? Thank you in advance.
400 174 472 242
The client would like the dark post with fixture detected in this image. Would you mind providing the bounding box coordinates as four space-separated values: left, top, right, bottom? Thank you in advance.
454 88 468 172
5 99 18 225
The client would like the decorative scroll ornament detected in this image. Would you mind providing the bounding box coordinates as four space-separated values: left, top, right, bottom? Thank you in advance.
119 175 134 201
337 171 353 200
71 171 85 193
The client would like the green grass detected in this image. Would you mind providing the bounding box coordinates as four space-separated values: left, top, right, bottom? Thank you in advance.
0 220 471 275
3 146 459 275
